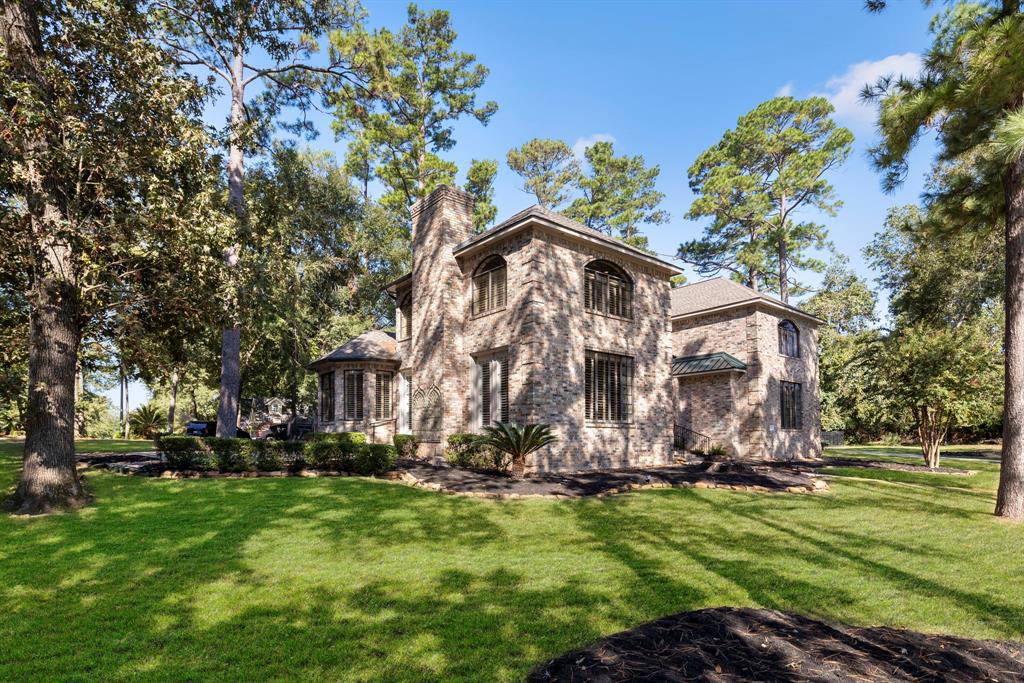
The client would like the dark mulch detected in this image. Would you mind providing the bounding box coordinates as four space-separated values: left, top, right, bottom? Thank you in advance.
78 452 166 476
529 607 1024 682
397 459 821 497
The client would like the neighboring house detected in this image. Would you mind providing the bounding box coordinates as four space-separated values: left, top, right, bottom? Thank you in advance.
308 186 821 472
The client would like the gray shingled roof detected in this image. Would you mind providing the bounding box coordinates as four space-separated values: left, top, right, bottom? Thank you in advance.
671 277 821 322
454 204 681 274
671 352 747 376
307 330 399 369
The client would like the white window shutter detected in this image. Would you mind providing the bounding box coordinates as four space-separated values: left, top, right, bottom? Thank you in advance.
471 360 481 429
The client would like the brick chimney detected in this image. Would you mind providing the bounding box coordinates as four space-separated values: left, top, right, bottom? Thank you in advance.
409 186 475 451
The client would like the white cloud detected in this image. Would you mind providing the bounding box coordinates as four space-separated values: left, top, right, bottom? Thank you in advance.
775 82 794 97
572 133 616 161
817 52 921 126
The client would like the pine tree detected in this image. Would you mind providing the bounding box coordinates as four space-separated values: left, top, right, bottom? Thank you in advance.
506 138 579 209
464 159 499 232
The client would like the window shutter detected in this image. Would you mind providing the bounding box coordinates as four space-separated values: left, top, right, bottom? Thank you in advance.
480 360 491 426
375 373 391 420
585 355 594 420
344 370 363 420
493 268 506 310
584 271 593 311
499 355 509 423
585 351 632 422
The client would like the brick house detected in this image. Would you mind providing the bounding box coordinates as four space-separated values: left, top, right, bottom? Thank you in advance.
308 186 822 471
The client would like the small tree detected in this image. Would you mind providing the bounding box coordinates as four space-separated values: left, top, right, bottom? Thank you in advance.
867 317 1003 468
478 423 557 479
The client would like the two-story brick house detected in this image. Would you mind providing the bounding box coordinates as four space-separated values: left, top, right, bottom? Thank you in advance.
308 186 822 471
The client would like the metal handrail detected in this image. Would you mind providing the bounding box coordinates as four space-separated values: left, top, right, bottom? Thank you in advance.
674 425 713 454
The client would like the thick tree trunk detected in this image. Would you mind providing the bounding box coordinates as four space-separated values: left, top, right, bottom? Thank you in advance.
997 157 1024 520
216 48 245 438
167 369 179 434
3 0 89 514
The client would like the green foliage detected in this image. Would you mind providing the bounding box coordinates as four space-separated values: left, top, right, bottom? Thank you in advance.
464 159 499 231
506 138 579 208
565 141 668 251
302 432 368 471
245 440 305 472
864 315 1004 466
129 404 166 440
354 444 397 475
681 96 853 299
708 444 727 458
803 256 877 335
156 435 214 471
333 3 497 216
393 433 418 457
205 438 253 473
477 423 557 478
444 432 509 472
865 204 1003 327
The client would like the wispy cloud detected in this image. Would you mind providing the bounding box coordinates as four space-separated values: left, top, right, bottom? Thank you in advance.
775 82 794 98
572 133 616 161
817 52 921 126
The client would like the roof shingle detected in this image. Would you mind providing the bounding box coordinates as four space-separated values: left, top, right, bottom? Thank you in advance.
307 330 399 369
671 277 821 322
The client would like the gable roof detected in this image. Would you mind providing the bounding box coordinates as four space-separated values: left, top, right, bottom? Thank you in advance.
671 352 747 377
453 204 682 276
671 277 822 324
307 330 399 370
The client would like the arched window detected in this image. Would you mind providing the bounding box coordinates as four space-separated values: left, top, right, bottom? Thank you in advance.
398 293 412 340
584 260 633 319
778 320 799 357
472 255 507 316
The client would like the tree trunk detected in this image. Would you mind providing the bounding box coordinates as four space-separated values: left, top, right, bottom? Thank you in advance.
3 0 89 514
118 365 125 435
216 46 245 438
510 454 525 479
997 154 1024 520
74 366 86 437
167 369 179 434
778 233 789 303
122 372 130 439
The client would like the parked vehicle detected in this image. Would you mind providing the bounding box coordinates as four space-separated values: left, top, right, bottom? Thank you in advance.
184 420 250 439
263 420 313 441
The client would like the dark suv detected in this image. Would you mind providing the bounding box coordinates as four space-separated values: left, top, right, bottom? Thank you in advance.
185 420 250 439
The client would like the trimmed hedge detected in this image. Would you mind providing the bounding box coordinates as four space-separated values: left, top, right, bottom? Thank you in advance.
444 432 510 472
393 433 418 458
157 431 393 475
156 435 214 471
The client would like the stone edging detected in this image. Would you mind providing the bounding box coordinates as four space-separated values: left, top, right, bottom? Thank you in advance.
392 470 829 499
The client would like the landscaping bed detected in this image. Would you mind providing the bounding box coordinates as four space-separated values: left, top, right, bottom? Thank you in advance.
395 459 827 498
529 607 1024 682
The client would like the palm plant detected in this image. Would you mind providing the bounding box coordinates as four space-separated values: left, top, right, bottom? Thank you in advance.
129 403 166 440
478 422 557 479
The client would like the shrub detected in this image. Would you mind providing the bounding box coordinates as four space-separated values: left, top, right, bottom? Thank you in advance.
244 441 282 471
354 444 397 475
393 433 418 458
444 432 509 472
156 435 213 471
708 444 728 458
206 437 252 472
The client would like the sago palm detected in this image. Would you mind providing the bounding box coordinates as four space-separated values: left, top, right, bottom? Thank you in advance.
478 422 557 479
129 404 165 440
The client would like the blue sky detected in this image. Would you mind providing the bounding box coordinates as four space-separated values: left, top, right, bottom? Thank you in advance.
119 0 941 409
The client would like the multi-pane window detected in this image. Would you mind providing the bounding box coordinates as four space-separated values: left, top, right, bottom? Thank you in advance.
780 381 802 429
476 353 509 426
398 294 412 340
778 320 799 357
584 260 633 319
472 255 507 316
319 372 335 422
375 372 393 420
585 351 633 422
343 370 364 420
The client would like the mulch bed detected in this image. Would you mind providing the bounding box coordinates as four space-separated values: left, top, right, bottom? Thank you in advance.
77 453 827 497
395 459 826 498
529 607 1024 682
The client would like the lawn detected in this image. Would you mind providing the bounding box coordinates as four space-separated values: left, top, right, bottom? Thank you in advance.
0 443 1021 682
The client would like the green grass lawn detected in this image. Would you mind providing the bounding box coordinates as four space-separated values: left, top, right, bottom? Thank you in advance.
0 444 1021 682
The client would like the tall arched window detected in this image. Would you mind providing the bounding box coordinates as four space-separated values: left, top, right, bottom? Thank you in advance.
472 255 507 316
778 319 799 357
584 260 633 319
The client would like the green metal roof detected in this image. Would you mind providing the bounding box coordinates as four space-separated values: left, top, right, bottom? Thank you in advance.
671 352 747 376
